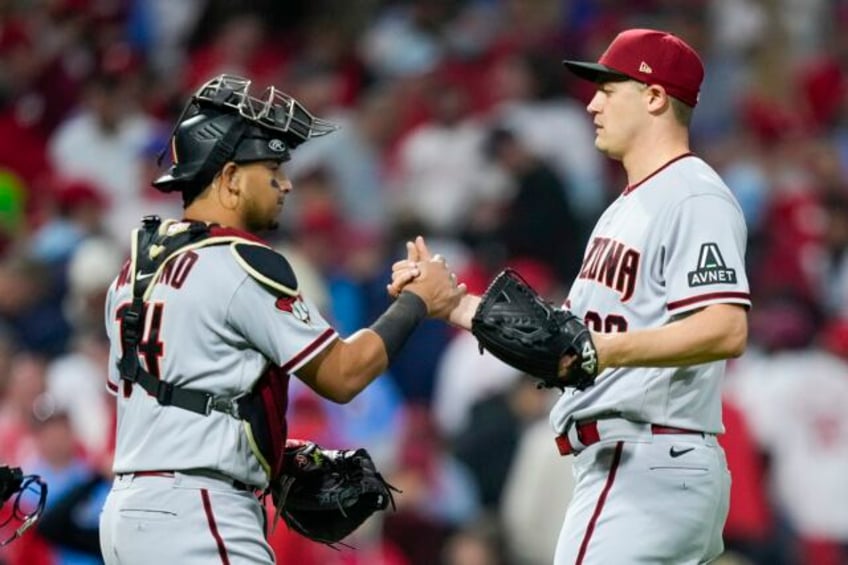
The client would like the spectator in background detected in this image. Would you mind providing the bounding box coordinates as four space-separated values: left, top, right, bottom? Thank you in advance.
480 126 583 283
128 0 205 78
724 296 848 565
719 398 778 565
452 374 552 510
0 7 86 139
432 258 562 440
29 179 108 265
0 352 45 466
287 82 400 238
184 12 286 91
815 188 848 318
45 237 122 458
392 74 507 239
432 332 523 440
0 254 69 355
359 0 449 80
384 405 481 565
19 395 101 565
441 517 504 565
36 465 112 563
499 414 573 565
488 50 607 225
48 72 159 241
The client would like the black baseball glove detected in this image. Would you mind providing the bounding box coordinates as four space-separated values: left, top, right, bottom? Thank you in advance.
271 441 398 546
471 269 598 390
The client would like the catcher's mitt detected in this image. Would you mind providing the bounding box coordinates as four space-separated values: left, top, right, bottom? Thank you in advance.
471 269 598 390
271 441 398 546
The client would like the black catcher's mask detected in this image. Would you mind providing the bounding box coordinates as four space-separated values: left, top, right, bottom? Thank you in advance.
153 74 337 198
0 465 47 546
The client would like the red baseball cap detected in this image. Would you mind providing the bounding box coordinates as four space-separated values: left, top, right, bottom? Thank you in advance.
563 28 704 107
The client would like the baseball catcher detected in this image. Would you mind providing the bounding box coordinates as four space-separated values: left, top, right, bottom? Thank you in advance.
0 465 47 546
100 73 462 563
471 269 598 390
271 440 398 546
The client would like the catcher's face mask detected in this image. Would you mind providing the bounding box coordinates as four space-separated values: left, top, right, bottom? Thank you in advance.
0 467 47 546
153 74 338 193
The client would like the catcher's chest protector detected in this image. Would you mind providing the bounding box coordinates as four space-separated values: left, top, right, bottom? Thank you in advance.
118 216 301 482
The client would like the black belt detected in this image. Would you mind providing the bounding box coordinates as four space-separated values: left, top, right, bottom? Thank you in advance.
125 470 252 492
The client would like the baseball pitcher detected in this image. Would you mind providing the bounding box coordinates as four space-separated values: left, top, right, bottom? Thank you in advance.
392 29 750 564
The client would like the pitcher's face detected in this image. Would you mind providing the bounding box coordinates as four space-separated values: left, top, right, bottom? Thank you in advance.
586 80 650 160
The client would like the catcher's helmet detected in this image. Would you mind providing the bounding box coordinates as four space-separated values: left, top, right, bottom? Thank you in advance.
153 74 337 196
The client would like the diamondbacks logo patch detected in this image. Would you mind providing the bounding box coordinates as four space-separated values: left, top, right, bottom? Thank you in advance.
275 295 311 323
688 243 737 287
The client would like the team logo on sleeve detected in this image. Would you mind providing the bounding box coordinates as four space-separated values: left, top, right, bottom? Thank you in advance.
275 295 311 323
688 243 737 287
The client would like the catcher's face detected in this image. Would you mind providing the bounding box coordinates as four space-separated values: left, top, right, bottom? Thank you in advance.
238 160 292 232
586 80 652 160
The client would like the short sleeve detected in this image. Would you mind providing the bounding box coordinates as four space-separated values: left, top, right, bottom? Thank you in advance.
663 194 751 314
227 277 337 372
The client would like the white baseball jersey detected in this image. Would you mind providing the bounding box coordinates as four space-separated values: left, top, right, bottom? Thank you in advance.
550 154 751 435
104 225 337 488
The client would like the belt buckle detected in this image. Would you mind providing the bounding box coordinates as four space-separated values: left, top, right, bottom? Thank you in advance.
207 393 246 418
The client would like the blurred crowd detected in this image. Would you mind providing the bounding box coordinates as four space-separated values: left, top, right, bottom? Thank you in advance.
1 0 848 563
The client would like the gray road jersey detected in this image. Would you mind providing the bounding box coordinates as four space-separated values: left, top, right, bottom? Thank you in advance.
550 155 750 435
104 238 337 488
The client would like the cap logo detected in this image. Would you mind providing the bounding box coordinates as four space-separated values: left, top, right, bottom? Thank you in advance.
268 139 286 152
639 61 653 74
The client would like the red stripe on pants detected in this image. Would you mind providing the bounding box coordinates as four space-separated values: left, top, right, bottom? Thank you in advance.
576 441 624 564
201 488 231 565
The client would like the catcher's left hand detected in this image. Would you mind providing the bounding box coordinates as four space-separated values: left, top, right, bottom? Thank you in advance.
271 440 398 546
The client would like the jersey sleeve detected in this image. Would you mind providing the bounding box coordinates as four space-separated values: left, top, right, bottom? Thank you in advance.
663 194 751 314
226 276 338 372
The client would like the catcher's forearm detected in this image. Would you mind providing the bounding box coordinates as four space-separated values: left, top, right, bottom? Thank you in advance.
296 292 427 403
297 331 389 403
448 294 481 330
370 291 427 357
592 304 747 370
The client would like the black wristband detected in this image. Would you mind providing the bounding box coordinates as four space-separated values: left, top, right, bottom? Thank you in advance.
370 291 428 360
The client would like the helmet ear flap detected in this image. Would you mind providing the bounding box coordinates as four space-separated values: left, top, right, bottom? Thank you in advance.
152 111 246 194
